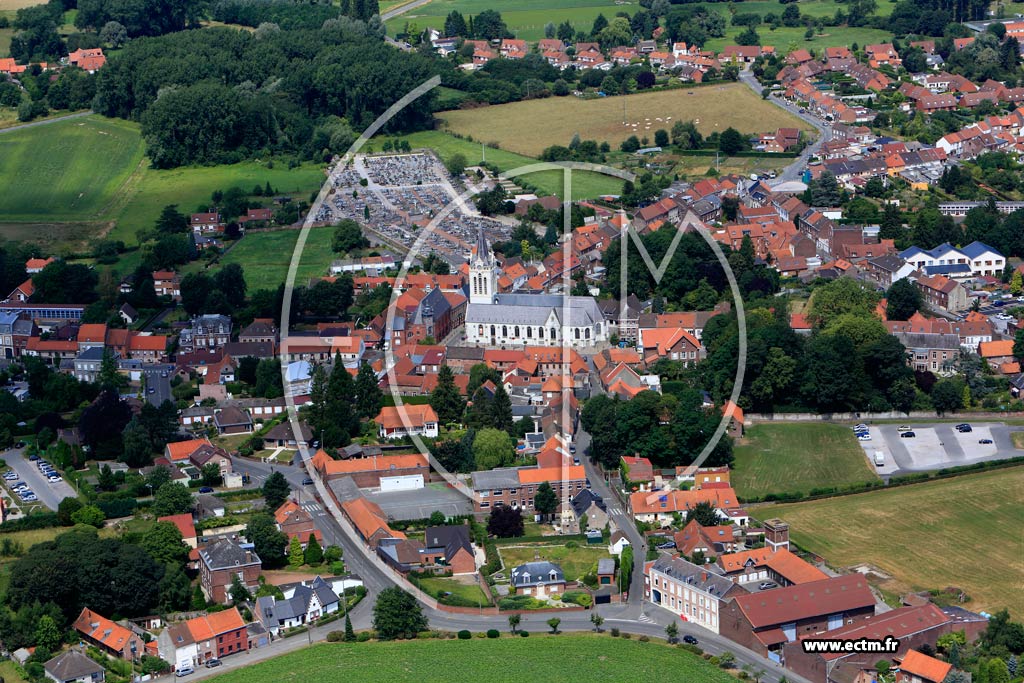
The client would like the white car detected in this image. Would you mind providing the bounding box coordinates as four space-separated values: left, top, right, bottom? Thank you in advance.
857 434 872 441
47 475 62 483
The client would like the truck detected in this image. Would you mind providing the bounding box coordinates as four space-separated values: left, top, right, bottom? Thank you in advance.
874 451 885 467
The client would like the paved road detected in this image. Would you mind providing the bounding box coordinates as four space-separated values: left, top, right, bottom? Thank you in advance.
0 110 93 135
4 448 76 510
143 365 175 407
738 68 831 184
381 0 432 22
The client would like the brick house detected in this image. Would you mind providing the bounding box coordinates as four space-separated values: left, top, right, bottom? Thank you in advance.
311 450 429 488
274 500 323 546
179 315 231 353
72 608 144 660
185 608 248 663
784 605 953 683
510 561 565 597
718 574 876 658
470 464 587 513
895 649 954 683
914 274 968 312
644 555 748 633
422 524 476 574
198 539 262 604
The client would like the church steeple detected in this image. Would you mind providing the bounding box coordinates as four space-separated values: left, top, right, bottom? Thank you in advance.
469 226 496 304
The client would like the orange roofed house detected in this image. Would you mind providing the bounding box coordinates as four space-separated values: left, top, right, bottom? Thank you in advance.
311 449 429 488
470 464 587 513
373 405 439 440
274 500 323 546
629 486 746 527
73 608 145 660
185 607 248 664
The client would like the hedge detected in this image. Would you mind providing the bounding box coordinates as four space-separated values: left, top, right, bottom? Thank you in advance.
97 498 138 519
492 533 588 546
676 149 800 159
0 511 59 533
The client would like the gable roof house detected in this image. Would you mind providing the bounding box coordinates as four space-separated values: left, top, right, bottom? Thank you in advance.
510 561 565 597
719 574 877 658
274 500 324 546
645 555 748 634
73 608 145 660
255 576 340 635
184 608 248 664
44 650 105 683
421 524 476 575
198 539 262 604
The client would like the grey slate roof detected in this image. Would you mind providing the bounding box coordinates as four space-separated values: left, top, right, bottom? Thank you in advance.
466 294 604 327
198 539 260 570
570 489 606 519
648 555 735 597
511 561 565 588
597 558 616 575
471 468 521 490
423 524 473 559
44 650 105 682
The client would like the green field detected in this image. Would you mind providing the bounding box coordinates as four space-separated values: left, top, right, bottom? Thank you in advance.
192 226 338 291
768 467 1024 615
732 423 880 499
439 84 812 158
387 0 893 42
703 24 895 53
209 635 738 683
0 115 144 222
497 544 611 581
376 129 622 199
0 26 12 58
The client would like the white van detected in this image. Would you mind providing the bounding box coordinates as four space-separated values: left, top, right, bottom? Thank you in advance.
874 451 885 467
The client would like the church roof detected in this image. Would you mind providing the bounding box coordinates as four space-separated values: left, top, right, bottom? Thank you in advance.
466 294 604 327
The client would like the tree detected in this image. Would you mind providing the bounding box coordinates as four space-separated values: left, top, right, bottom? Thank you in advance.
547 617 561 634
665 621 679 644
79 390 131 459
508 613 521 634
229 574 251 604
151 482 192 517
57 497 83 526
718 127 745 155
685 501 719 527
191 584 206 610
533 481 558 517
486 506 524 538
332 219 369 253
590 612 604 632
121 416 153 468
735 25 760 45
372 587 427 640
354 362 383 420
654 129 669 147
472 428 514 470
154 204 188 234
344 613 356 641
988 659 1010 683
444 153 466 178
245 513 288 567
931 378 964 414
34 615 62 652
141 521 189 565
99 20 127 46
489 383 514 433
886 279 923 321
262 471 290 511
429 365 465 426
288 536 304 568
443 10 466 36
304 535 323 565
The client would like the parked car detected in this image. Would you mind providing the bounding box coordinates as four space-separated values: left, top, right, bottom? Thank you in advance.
857 434 872 441
979 438 994 444
198 486 214 493
27 453 39 460
956 424 972 433
900 431 916 438
301 477 314 486
897 425 912 432
15 442 25 449
48 475 62 483
175 668 195 678
682 635 699 644
854 423 867 430
205 660 222 669
758 582 777 590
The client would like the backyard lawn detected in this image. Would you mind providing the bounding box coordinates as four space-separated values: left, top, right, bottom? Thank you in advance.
497 543 611 581
208 634 739 683
416 576 490 606
732 423 880 499
768 467 1024 615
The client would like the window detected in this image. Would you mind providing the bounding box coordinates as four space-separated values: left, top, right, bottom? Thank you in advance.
502 325 508 337
515 326 520 337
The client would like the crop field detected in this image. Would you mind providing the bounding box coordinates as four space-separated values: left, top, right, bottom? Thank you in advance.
387 0 894 42
439 85 812 158
732 423 880 499
497 543 612 581
208 635 739 683
768 467 1024 615
0 115 144 223
0 0 39 10
375 129 622 199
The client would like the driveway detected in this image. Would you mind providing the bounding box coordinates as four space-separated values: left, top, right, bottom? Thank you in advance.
855 421 1021 476
4 448 76 510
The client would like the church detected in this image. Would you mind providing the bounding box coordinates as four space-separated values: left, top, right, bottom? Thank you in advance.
463 229 608 349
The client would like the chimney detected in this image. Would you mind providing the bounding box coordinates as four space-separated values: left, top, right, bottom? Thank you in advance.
702 571 708 582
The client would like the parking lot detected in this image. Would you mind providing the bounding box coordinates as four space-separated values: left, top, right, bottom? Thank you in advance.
5 448 76 510
854 422 1016 475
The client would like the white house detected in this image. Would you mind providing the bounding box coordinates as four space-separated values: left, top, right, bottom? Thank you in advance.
373 405 439 440
899 241 1005 279
255 576 340 635
644 556 745 634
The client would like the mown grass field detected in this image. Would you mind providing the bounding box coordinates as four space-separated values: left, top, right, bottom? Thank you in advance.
497 544 611 581
732 423 880 499
0 115 144 222
186 226 337 291
768 467 1024 615
703 24 895 53
439 84 812 158
387 0 894 42
376 129 622 199
416 576 490 605
209 635 739 683
0 25 13 58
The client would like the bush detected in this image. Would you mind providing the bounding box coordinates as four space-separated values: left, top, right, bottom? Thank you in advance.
457 630 472 640
356 632 371 642
610 628 620 637
561 591 593 607
621 632 632 639
679 643 703 655
519 630 529 637
326 631 344 642
486 629 500 639
638 635 649 642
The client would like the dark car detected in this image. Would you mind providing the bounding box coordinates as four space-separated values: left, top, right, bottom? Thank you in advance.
900 431 916 438
979 438 994 444
956 424 972 433
682 635 698 644
15 442 26 449
28 453 40 461
205 660 222 669
198 486 214 493
302 477 314 486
